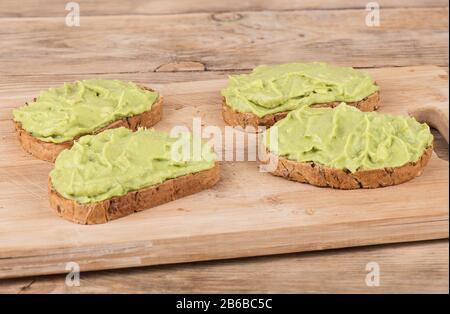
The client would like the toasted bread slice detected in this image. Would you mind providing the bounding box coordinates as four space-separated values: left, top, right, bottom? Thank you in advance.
222 91 380 130
14 94 163 162
49 162 219 224
263 146 432 189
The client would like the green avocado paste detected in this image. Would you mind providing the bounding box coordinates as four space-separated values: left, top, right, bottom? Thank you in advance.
50 127 216 203
13 79 159 143
265 104 433 173
221 62 379 117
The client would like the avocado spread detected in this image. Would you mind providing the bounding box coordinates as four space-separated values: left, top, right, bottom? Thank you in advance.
221 62 378 117
13 79 159 143
265 104 433 173
50 127 216 203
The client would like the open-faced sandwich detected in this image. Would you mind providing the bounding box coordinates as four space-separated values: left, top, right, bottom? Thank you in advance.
262 103 433 189
222 62 379 130
13 79 163 162
49 127 219 224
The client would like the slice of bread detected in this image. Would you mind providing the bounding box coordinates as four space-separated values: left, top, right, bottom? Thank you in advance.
222 91 380 130
263 146 432 189
49 162 219 224
14 88 163 162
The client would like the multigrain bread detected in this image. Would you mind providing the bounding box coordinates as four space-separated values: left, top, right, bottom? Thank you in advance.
49 163 219 224
222 91 380 129
14 96 163 162
13 80 163 162
48 127 219 224
221 62 380 130
261 103 434 189
263 146 432 189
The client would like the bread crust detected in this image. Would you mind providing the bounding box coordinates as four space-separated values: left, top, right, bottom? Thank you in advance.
263 146 432 189
49 163 220 224
14 93 163 163
222 91 380 130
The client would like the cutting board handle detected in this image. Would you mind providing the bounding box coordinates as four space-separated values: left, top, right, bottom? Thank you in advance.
409 103 449 143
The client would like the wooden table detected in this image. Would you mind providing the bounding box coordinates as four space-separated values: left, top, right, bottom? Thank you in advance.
0 0 448 293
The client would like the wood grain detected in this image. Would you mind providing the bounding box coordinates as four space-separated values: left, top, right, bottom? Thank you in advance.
0 132 447 293
433 129 448 161
0 8 448 76
0 240 447 293
0 2 448 292
0 66 448 279
1 0 448 17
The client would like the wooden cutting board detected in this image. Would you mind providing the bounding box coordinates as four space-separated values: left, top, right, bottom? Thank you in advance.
0 65 448 279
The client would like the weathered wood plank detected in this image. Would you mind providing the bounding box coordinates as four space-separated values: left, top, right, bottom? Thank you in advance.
0 8 447 75
0 67 447 95
1 240 448 293
0 0 448 17
0 71 238 100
